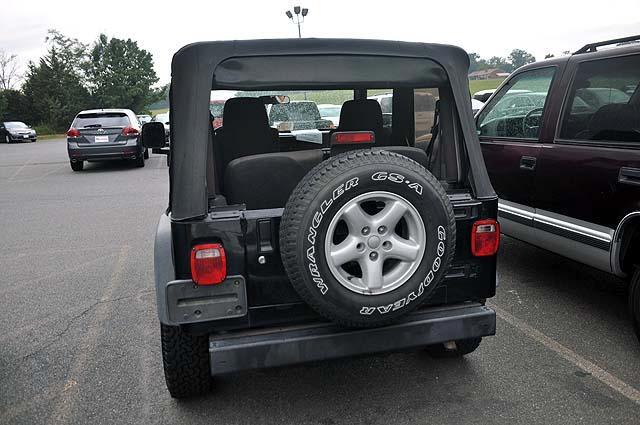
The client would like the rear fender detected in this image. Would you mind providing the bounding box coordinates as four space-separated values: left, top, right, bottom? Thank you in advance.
155 213 176 324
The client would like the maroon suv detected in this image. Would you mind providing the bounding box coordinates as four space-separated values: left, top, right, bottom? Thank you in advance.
476 35 640 342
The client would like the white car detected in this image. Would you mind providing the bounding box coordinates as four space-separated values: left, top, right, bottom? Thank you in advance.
317 104 342 126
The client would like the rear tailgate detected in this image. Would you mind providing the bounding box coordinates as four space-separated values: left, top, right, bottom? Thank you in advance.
72 112 133 145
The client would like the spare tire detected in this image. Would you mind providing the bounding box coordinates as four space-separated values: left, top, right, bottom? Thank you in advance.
280 149 456 327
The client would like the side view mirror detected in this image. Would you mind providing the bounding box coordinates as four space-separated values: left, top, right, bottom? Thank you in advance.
142 122 167 148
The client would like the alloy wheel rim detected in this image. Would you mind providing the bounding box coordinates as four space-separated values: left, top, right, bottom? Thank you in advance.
324 191 426 295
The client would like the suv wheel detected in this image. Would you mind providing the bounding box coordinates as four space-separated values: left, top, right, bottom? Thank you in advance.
160 324 211 398
426 337 482 358
143 148 150 159
629 267 640 342
280 149 456 328
4 135 9 143
70 160 83 171
135 154 145 168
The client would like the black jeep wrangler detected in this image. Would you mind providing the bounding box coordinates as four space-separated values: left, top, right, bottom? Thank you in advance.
143 39 500 398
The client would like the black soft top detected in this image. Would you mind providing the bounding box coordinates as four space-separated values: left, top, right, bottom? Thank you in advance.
169 38 494 220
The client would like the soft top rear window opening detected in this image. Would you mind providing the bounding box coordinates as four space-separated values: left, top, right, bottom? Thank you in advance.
169 39 495 220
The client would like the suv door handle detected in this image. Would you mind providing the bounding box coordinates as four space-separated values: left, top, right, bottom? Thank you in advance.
618 167 640 186
519 156 537 171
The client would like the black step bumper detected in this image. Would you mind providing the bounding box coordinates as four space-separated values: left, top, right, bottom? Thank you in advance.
209 303 495 375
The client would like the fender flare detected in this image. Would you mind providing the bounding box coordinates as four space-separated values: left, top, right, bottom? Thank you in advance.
154 213 176 324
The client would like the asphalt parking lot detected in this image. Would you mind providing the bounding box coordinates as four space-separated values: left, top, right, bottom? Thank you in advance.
1 138 639 425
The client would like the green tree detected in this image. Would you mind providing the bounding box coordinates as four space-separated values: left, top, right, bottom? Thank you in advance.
21 30 91 131
508 49 536 70
488 56 512 72
86 34 160 112
468 52 489 73
0 89 30 122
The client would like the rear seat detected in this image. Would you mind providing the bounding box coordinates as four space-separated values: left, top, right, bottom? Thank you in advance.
224 150 324 209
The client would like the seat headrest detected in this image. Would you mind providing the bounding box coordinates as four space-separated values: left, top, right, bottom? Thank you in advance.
589 103 640 141
223 97 269 128
338 99 383 132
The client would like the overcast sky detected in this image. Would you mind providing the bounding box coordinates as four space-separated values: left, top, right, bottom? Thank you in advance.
2 0 639 86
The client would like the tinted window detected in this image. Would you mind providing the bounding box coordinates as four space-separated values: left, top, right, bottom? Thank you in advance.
73 113 130 128
477 67 555 139
560 54 640 142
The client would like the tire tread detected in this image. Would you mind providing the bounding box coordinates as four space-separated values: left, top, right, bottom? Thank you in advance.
280 149 456 328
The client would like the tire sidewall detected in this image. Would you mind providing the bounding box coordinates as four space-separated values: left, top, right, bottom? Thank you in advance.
296 159 454 325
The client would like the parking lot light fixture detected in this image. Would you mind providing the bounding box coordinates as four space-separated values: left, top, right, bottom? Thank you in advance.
285 6 308 38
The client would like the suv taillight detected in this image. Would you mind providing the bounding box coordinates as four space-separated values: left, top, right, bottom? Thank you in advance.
122 126 139 136
67 128 80 137
190 243 227 285
471 219 500 257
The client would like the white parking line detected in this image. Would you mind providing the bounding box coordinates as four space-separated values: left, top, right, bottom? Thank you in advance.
490 302 640 405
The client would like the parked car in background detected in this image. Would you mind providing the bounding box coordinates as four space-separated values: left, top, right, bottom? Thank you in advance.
268 100 333 130
473 89 496 103
317 103 342 126
152 112 170 147
0 121 37 143
209 90 236 129
476 35 640 341
66 109 147 171
368 93 393 127
137 114 152 125
210 100 225 129
471 98 484 115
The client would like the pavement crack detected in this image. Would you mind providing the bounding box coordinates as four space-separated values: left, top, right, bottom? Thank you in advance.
14 289 154 363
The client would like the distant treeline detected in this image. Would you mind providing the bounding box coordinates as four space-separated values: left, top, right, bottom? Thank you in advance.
0 30 167 133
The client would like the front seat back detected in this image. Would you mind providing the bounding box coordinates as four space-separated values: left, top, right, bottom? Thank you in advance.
336 99 392 146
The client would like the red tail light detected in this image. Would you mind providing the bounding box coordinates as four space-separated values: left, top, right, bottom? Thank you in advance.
122 126 139 136
471 219 500 257
331 131 375 145
190 243 227 285
67 128 80 137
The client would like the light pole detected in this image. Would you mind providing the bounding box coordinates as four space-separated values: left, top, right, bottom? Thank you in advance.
285 6 308 38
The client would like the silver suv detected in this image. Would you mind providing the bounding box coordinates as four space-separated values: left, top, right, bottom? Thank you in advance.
66 108 147 171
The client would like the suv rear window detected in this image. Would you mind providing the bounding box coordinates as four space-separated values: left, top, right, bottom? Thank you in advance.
73 113 130 128
560 54 640 142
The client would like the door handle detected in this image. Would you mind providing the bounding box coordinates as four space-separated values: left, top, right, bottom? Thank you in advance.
618 167 640 186
519 156 537 171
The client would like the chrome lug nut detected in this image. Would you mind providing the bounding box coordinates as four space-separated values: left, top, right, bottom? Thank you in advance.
361 226 370 235
378 225 387 234
369 252 378 261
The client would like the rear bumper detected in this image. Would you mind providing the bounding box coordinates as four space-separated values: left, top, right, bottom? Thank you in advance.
209 303 495 375
68 142 141 161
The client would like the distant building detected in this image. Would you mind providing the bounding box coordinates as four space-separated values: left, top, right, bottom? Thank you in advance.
468 68 508 80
